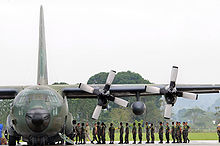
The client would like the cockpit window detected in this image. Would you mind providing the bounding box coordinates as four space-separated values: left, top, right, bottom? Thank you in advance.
15 89 60 105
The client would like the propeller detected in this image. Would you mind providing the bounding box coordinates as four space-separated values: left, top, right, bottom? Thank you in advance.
79 70 129 120
145 66 198 119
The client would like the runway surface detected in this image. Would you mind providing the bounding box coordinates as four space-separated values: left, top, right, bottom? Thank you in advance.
17 140 219 146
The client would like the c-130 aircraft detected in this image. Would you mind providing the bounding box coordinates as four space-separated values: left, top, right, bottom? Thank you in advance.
3 6 220 145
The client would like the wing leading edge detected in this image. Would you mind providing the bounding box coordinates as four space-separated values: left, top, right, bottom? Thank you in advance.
61 84 220 98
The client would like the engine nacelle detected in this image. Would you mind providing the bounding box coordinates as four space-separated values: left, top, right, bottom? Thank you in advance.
131 101 146 115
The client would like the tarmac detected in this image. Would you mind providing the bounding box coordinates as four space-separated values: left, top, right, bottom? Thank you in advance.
17 141 219 146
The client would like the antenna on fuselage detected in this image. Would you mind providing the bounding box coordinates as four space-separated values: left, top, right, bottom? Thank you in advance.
37 5 48 85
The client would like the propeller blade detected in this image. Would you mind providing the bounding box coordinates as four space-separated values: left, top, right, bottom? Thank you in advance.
169 66 178 88
92 105 102 120
181 92 198 100
79 83 95 94
164 104 172 119
114 97 129 107
145 86 160 94
106 70 116 85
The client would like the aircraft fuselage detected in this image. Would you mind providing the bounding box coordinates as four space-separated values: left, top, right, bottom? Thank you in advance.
8 85 73 144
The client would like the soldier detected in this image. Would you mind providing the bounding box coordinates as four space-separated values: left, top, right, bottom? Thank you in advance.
217 124 220 143
178 122 182 143
81 123 86 144
186 122 191 143
138 123 142 144
175 122 179 143
125 123 129 144
182 122 186 143
132 122 137 144
76 123 81 144
150 123 155 143
97 122 101 144
171 122 175 143
91 123 97 144
165 122 170 143
145 122 150 144
101 122 106 144
109 123 115 144
119 122 124 144
159 122 163 144
85 122 92 143
72 120 77 142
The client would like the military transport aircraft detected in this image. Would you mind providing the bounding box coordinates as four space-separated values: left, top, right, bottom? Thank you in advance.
2 6 220 145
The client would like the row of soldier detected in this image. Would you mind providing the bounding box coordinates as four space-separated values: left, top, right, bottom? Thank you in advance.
71 121 190 144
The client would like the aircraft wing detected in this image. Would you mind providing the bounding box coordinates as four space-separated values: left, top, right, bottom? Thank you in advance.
0 86 26 99
52 84 220 98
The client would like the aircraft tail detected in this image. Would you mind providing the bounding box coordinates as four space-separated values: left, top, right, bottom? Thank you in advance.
37 6 48 85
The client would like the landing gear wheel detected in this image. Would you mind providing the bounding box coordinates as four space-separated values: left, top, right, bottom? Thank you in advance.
9 135 16 146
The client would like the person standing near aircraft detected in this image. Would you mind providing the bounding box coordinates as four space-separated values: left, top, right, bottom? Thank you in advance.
119 122 124 144
81 123 86 144
186 122 191 143
132 122 137 144
178 122 182 143
72 120 77 143
175 122 179 143
85 122 92 143
159 122 164 144
138 123 142 144
91 123 97 144
150 123 155 143
182 122 187 143
165 122 170 143
109 123 115 144
101 122 106 144
125 123 129 144
145 122 150 144
97 122 101 144
217 124 220 143
171 122 175 143
76 123 81 144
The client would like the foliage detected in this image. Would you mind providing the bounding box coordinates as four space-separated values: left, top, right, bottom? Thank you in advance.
87 71 151 84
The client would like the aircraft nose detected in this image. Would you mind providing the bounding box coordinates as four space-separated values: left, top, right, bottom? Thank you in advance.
26 108 50 132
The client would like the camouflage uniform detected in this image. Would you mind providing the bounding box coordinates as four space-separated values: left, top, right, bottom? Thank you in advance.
138 123 142 144
132 124 137 144
165 125 170 143
159 124 163 143
171 124 175 143
150 124 155 143
109 124 115 144
145 124 150 143
125 124 129 144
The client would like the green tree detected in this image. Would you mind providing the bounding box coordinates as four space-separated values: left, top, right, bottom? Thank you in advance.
183 108 205 124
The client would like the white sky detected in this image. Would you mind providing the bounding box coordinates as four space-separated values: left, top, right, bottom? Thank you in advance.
0 0 220 85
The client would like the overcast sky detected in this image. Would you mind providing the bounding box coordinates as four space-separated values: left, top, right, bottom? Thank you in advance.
0 0 220 85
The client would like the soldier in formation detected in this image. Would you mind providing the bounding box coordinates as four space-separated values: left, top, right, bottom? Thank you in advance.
138 123 142 144
145 122 150 144
159 122 163 144
101 122 106 144
109 123 115 144
165 122 170 143
71 121 192 145
91 123 97 144
132 122 137 144
80 123 86 144
150 123 155 143
125 123 129 144
119 122 124 144
217 124 220 143
171 122 175 143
